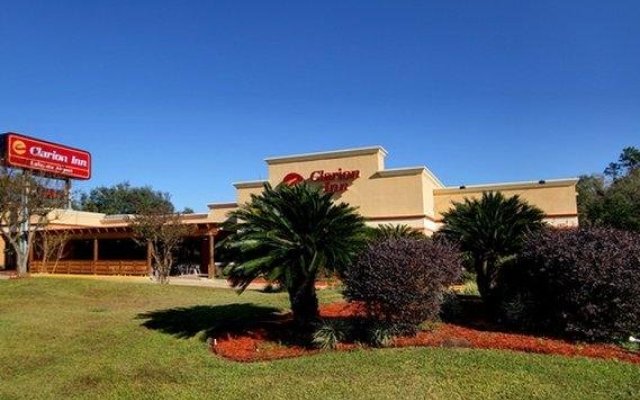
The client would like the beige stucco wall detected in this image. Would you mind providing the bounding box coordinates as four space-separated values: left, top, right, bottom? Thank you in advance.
0 209 107 270
47 209 107 226
208 203 238 223
266 151 380 208
235 183 266 206
434 181 579 223
366 172 427 218
208 146 579 232
267 151 382 185
265 148 433 220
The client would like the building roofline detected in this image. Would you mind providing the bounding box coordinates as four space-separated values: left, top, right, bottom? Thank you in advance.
101 214 134 222
434 178 579 194
180 213 210 220
57 209 106 218
375 166 425 176
264 146 388 165
233 180 267 189
207 202 238 210
373 166 444 187
100 212 212 224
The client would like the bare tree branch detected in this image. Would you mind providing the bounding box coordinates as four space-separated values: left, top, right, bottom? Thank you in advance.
0 167 68 275
126 202 194 284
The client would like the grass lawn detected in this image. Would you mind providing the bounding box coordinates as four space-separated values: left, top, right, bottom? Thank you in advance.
1 277 638 400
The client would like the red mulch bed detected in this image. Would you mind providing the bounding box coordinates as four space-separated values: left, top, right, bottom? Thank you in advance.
211 302 640 364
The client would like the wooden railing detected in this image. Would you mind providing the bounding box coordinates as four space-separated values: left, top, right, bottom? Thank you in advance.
30 260 148 276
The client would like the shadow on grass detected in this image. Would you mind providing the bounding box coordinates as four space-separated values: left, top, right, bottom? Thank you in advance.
138 303 365 347
137 303 284 341
138 297 542 350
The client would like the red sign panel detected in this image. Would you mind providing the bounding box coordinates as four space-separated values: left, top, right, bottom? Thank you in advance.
2 133 91 180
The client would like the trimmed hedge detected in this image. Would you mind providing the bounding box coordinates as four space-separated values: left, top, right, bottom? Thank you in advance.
343 238 462 333
498 227 640 342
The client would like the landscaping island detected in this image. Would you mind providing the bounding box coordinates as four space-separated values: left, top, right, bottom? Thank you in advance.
211 302 640 364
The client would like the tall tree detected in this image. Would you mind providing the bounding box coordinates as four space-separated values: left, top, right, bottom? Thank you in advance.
77 182 173 214
576 174 606 226
603 146 640 182
619 146 640 173
604 162 622 182
221 182 366 330
439 192 544 309
598 169 640 232
578 146 640 231
0 169 67 275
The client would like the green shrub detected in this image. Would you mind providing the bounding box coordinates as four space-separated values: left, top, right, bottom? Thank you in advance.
498 292 537 331
366 322 398 347
439 290 463 322
366 224 425 240
439 191 544 310
312 320 351 350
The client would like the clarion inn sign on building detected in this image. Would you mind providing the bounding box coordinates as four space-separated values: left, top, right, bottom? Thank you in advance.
1 145 579 277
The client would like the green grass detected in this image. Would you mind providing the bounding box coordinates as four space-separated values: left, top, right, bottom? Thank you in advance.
0 277 638 400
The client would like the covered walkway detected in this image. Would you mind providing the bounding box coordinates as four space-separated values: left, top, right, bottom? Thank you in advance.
28 222 220 278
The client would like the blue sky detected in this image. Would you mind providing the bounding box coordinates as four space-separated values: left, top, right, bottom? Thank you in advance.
1 1 638 211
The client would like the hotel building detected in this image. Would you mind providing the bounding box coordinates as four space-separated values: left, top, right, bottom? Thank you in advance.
1 146 578 276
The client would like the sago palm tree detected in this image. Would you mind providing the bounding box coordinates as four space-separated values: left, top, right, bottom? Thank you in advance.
367 223 425 241
221 182 366 330
439 192 544 308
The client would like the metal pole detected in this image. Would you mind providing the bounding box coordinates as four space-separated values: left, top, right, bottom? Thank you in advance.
18 173 30 274
64 179 72 209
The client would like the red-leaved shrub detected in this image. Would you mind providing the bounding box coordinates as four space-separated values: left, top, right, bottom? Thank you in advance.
499 227 640 342
342 238 462 333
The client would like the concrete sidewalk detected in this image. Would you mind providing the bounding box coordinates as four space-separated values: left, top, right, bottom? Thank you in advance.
0 271 18 280
20 273 269 290
6 273 333 291
167 276 268 290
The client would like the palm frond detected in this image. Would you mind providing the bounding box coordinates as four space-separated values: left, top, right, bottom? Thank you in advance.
219 182 367 291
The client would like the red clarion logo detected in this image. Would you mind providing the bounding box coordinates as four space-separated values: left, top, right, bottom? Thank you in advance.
282 172 305 186
282 169 360 193
2 133 92 180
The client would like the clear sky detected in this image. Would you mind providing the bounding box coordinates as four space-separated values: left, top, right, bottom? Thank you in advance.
1 1 638 211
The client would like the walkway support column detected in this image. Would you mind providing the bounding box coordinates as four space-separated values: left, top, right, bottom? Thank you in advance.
208 233 215 279
28 238 34 263
41 235 47 273
92 238 98 274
